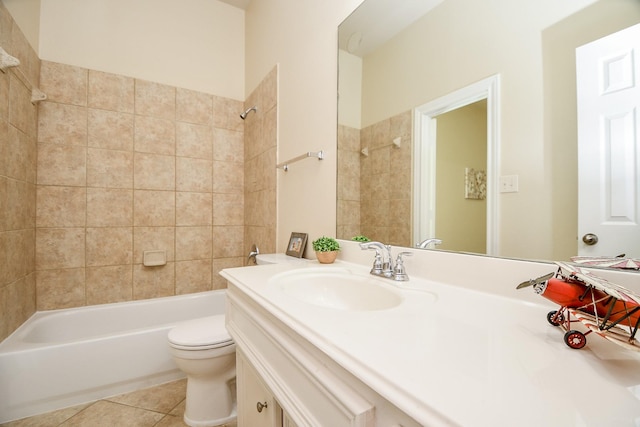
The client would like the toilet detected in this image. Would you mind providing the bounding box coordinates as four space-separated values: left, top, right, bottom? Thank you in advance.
168 315 236 427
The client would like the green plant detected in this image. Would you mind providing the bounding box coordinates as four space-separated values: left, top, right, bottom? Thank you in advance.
351 235 370 242
312 236 340 252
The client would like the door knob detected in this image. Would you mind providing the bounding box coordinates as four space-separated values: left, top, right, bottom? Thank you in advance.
582 233 598 245
256 401 268 413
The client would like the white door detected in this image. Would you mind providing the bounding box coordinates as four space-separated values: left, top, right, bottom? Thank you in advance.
576 23 640 258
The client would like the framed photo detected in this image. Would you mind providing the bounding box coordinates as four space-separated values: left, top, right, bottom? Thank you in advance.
286 232 308 258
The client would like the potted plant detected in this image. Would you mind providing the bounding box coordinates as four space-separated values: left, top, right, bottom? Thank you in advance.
312 236 340 264
351 235 370 242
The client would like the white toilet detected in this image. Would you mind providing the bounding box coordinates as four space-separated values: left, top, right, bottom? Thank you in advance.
168 315 236 427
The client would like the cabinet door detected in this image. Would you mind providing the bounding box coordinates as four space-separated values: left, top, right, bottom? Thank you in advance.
237 352 277 427
282 412 299 427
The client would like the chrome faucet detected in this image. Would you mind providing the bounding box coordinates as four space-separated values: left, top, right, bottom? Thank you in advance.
416 238 442 249
359 242 412 281
359 241 393 277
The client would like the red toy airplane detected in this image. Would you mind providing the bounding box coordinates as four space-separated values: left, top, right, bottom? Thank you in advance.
517 262 640 351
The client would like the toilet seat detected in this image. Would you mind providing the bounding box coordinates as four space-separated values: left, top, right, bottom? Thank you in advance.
168 315 233 351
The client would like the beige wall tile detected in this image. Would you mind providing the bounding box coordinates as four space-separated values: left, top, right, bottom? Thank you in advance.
213 161 243 193
212 96 243 132
175 226 212 261
213 192 243 226
87 148 133 189
135 79 175 120
176 157 212 192
212 257 243 289
37 185 86 227
133 262 174 300
0 63 8 121
87 188 133 227
86 265 133 305
36 228 85 270
176 192 212 226
175 259 211 294
176 88 212 125
40 61 88 106
213 128 243 163
213 225 243 258
6 125 37 183
134 115 175 155
88 108 134 151
8 76 37 137
88 70 134 113
0 119 7 178
176 122 212 159
4 178 35 230
37 143 86 186
5 229 34 283
134 153 175 190
86 227 133 266
0 231 7 286
133 227 175 264
36 268 85 310
0 177 6 232
37 102 88 146
134 190 175 226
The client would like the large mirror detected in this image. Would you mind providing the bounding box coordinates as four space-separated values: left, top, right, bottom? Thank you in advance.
337 0 640 262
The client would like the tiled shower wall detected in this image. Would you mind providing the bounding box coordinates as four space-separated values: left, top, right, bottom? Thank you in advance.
243 66 277 257
34 60 247 310
0 2 39 341
337 110 412 247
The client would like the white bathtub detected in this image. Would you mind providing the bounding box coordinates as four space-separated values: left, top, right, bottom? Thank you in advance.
0 290 227 423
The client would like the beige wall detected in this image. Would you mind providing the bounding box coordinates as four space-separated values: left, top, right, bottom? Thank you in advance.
0 2 39 341
244 66 278 258
245 0 365 257
37 0 244 100
34 60 245 310
2 0 40 52
435 101 487 253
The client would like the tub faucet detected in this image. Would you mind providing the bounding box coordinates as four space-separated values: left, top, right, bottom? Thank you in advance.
247 244 259 265
416 238 442 249
359 241 394 278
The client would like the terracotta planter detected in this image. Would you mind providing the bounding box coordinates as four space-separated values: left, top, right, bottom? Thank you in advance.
315 251 338 264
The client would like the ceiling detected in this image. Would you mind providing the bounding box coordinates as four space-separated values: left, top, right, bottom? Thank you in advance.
339 0 443 57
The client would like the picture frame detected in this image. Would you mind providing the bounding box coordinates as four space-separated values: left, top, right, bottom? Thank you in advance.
286 232 308 258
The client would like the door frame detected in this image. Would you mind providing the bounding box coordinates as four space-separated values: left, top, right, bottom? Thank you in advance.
413 74 501 254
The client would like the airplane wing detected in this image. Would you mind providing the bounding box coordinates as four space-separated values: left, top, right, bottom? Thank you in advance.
570 255 640 270
555 261 640 306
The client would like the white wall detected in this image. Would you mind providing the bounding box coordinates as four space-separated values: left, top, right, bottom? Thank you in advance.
245 0 365 255
38 0 244 100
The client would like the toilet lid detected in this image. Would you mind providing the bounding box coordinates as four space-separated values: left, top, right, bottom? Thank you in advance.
168 315 233 349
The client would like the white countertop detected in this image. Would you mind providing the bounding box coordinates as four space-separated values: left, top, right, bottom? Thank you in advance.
221 253 640 426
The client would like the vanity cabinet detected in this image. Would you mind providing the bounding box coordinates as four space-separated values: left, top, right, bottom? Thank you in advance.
237 350 279 427
226 281 421 427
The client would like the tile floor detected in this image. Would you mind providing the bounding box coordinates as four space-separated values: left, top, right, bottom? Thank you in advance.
0 379 237 427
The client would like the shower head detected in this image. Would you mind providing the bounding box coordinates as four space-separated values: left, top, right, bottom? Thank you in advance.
240 106 257 120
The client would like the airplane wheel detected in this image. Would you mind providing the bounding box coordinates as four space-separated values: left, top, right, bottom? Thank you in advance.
547 310 564 326
564 330 586 349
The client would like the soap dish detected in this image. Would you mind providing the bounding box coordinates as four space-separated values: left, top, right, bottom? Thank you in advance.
143 250 167 267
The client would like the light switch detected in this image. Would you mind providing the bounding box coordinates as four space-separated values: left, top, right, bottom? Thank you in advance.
500 175 519 193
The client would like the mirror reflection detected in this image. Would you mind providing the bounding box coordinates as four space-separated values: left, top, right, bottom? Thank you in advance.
337 0 640 261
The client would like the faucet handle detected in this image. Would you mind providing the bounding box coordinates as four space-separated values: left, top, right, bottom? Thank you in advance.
370 249 384 275
393 252 413 281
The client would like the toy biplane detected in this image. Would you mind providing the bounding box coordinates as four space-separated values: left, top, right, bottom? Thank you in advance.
517 262 640 351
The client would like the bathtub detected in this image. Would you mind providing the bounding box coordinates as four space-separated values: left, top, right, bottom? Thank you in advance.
0 290 227 423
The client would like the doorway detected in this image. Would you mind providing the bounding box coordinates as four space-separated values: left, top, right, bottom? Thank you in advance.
413 75 500 254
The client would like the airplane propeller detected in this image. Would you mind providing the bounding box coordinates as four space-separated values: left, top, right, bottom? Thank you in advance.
516 272 554 289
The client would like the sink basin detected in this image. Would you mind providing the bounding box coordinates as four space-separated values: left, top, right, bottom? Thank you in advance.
269 268 403 311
